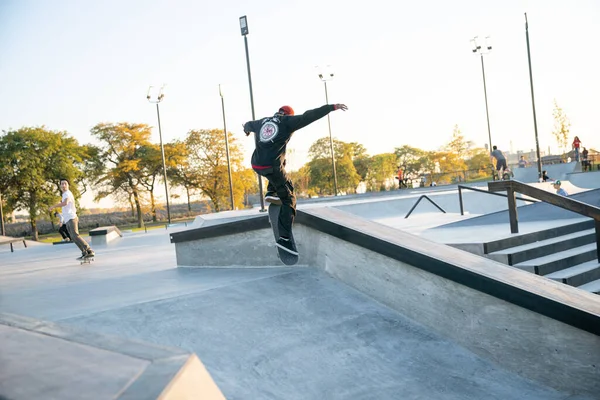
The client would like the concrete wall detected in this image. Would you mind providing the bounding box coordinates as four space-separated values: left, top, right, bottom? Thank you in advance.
295 223 600 397
175 228 307 267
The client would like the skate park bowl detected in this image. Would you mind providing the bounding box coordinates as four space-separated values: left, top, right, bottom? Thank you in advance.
2 185 600 399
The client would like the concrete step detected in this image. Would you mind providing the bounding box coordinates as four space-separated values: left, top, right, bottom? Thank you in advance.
513 243 598 276
578 278 600 294
484 219 594 254
545 260 600 287
488 229 596 265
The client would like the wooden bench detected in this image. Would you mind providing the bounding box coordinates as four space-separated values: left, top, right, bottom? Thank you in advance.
89 226 123 246
0 236 27 253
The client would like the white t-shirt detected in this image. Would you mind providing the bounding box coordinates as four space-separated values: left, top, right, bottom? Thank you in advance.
61 190 77 222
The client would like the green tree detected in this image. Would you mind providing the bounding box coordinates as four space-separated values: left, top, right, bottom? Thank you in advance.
551 99 570 156
91 122 151 228
446 124 472 158
394 145 429 181
366 153 397 191
168 140 197 212
465 147 492 180
307 138 361 195
0 127 87 240
184 129 245 212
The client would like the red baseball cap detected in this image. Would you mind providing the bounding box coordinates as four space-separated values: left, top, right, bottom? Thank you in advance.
278 105 294 116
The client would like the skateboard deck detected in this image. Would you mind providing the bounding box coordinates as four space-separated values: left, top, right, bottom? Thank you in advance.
268 203 298 266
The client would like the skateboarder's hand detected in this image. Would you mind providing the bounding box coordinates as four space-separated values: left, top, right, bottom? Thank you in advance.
242 123 251 136
334 104 348 111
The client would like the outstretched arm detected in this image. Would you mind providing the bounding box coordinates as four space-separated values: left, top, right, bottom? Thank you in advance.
286 104 347 132
243 120 260 136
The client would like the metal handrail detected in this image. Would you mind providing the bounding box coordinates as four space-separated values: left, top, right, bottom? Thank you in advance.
488 180 600 261
405 195 446 219
458 185 538 216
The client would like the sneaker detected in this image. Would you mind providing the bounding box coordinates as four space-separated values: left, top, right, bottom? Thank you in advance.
265 192 282 205
85 250 95 258
276 237 298 256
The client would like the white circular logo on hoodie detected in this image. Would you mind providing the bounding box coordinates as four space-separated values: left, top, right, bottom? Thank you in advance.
259 122 278 142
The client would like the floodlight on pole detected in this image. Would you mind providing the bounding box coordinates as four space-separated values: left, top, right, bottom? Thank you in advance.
146 85 172 225
316 65 339 196
239 15 266 211
471 36 493 154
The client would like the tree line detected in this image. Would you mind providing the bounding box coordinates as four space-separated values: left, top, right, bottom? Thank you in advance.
0 122 493 240
0 123 257 239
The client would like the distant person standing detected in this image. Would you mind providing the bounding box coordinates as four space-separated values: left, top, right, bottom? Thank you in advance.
490 146 507 179
572 136 581 162
518 155 529 168
553 180 568 196
582 147 589 171
396 166 406 189
49 179 95 260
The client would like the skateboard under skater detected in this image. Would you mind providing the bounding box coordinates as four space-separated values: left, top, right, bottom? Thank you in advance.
78 254 95 265
268 203 298 266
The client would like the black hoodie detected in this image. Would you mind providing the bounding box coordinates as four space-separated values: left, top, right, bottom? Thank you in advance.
244 104 335 168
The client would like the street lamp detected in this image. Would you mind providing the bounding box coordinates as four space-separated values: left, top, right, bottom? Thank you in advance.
524 13 543 179
219 84 235 211
470 36 493 154
317 66 339 196
239 15 266 211
146 85 172 225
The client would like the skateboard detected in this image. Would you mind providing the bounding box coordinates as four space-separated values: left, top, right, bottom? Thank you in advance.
79 255 94 265
268 203 298 266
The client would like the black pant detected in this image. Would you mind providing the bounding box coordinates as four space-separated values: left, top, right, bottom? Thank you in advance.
254 166 296 238
58 224 71 240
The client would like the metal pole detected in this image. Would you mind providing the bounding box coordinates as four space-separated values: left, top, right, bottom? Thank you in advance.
525 13 543 179
243 35 266 211
324 81 339 196
156 103 171 224
0 192 5 236
480 55 493 153
220 89 235 211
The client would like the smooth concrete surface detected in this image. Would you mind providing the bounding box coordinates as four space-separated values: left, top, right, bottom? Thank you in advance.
567 171 600 188
2 227 597 398
0 313 225 400
293 221 600 396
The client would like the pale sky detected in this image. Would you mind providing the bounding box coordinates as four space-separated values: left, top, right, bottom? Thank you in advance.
1 0 598 208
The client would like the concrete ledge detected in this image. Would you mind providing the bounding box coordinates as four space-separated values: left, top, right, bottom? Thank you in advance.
89 225 123 246
170 214 269 244
295 209 600 397
0 312 225 400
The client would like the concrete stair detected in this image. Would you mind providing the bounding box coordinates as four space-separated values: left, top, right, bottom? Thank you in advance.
483 220 599 294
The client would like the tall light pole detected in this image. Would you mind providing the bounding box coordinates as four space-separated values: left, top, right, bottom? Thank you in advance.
219 84 235 211
525 13 543 178
239 15 266 212
317 67 339 196
0 191 5 236
471 36 493 154
146 85 171 224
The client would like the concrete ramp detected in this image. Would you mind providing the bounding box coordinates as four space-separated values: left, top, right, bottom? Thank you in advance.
0 313 225 400
513 161 582 183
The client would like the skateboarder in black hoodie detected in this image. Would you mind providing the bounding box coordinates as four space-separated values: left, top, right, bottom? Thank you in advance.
244 103 348 255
